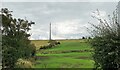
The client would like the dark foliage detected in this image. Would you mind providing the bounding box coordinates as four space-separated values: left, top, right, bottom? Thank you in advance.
1 8 36 68
90 8 120 70
40 40 60 49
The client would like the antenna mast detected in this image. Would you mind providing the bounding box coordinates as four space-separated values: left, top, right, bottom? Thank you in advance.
49 22 52 41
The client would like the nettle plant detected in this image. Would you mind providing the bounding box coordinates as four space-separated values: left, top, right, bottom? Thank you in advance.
1 8 36 68
90 9 120 69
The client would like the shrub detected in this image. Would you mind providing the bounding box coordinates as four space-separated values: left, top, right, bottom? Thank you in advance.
15 58 33 68
1 8 36 68
90 9 120 69
39 40 60 49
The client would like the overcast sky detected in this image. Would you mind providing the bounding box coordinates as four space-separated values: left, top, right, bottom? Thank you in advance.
2 1 119 40
1 0 120 2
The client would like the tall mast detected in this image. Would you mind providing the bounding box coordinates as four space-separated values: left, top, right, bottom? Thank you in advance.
49 22 51 41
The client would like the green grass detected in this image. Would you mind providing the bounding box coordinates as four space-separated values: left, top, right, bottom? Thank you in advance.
35 57 94 68
47 42 92 51
36 52 92 58
32 39 95 68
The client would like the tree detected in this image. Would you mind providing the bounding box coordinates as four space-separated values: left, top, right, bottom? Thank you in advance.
90 8 120 69
1 8 36 68
88 37 91 39
82 37 85 39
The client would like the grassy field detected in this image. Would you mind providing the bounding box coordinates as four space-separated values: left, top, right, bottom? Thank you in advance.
31 39 94 68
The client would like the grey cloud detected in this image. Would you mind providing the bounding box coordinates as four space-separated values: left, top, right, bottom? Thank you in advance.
2 0 120 2
2 2 118 40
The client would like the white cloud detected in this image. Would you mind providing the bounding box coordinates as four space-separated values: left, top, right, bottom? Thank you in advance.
50 19 90 39
2 0 120 2
42 9 61 15
52 19 82 35
29 19 89 40
91 10 107 19
2 2 117 40
51 35 66 39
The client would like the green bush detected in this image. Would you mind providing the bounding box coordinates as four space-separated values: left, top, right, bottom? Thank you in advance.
90 9 120 69
40 40 60 49
1 8 36 68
